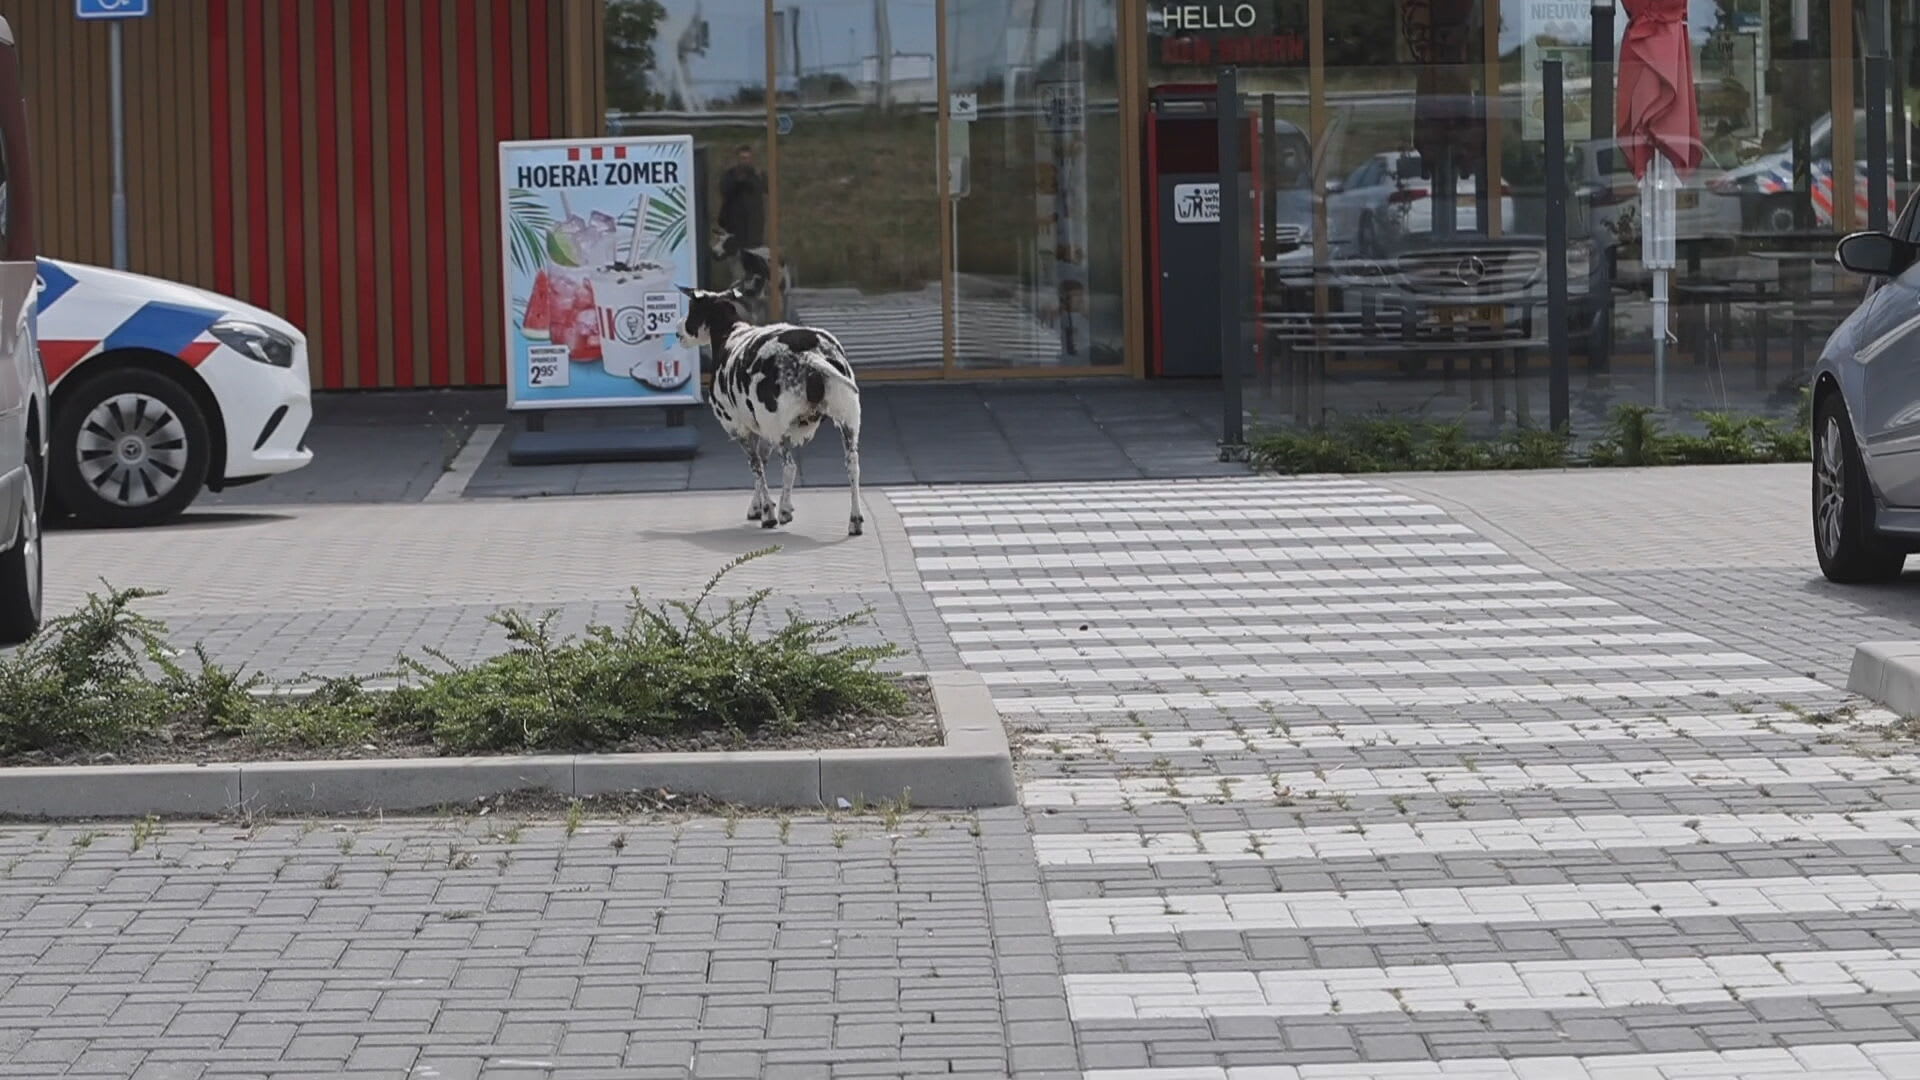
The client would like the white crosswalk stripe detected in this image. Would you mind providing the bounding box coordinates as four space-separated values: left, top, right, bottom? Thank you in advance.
1079 1042 1920 1079
967 630 1717 666
1023 753 1920 808
952 612 1649 643
923 564 1556 594
1033 807 1920 866
1018 710 1850 760
1068 947 1920 1019
992 676 1831 712
1048 873 1920 937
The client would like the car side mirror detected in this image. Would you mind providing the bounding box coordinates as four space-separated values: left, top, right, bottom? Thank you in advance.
1837 231 1914 277
1324 178 1345 194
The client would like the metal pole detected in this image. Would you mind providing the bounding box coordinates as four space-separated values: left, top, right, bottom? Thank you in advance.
1591 0 1614 175
1869 55 1891 231
1590 0 1615 378
1792 0 1812 229
1218 67 1245 458
1544 59 1571 433
110 20 129 271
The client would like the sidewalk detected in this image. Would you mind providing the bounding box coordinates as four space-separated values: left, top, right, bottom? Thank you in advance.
202 381 1245 509
14 465 1920 1077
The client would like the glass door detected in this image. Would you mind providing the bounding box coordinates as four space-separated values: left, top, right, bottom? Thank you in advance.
771 0 947 372
945 0 1126 371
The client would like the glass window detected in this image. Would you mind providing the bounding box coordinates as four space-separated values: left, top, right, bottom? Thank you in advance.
605 0 768 295
947 0 1125 369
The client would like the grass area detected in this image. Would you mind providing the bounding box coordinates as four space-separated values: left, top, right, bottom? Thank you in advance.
664 109 1118 295
1250 397 1812 475
0 550 908 762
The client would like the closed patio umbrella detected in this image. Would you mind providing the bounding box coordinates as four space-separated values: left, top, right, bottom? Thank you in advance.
1617 0 1700 408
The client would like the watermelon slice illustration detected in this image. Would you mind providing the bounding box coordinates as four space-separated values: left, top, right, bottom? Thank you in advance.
520 269 553 341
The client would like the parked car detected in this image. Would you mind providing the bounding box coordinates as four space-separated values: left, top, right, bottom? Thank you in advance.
1721 110 1915 230
0 18 46 643
1574 137 1743 250
35 259 312 528
1809 197 1920 580
1326 151 1516 257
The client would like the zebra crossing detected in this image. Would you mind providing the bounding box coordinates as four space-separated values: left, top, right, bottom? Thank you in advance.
890 476 1920 1076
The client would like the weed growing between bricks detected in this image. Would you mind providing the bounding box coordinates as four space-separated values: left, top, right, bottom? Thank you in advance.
0 549 920 764
1250 394 1812 474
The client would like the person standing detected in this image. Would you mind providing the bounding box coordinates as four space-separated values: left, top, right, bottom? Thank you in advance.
715 144 765 284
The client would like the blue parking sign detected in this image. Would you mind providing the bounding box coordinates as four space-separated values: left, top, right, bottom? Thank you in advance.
76 0 151 19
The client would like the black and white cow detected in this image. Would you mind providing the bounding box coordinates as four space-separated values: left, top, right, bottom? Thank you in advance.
679 276 863 536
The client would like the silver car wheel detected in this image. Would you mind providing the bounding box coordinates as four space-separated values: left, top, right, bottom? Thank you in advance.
1816 416 1847 559
76 392 189 508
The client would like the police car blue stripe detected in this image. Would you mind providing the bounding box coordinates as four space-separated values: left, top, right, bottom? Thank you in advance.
101 301 223 358
34 259 77 314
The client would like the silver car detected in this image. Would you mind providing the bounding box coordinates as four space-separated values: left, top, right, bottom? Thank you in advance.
1813 199 1920 581
0 18 46 642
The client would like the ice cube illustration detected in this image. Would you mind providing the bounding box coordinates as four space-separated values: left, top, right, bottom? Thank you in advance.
582 211 620 265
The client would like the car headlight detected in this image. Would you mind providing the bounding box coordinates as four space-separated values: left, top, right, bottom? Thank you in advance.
209 320 297 368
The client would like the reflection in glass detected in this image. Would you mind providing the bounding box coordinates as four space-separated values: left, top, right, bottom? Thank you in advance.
606 0 770 295
949 0 1124 368
773 0 945 371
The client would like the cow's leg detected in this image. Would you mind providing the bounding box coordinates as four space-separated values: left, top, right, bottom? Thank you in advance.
744 439 770 521
776 444 798 525
842 421 863 536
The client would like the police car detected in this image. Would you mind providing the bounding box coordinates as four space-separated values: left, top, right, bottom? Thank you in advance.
37 258 313 527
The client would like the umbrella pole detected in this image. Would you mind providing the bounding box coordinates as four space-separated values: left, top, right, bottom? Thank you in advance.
1652 270 1667 409
1642 155 1677 411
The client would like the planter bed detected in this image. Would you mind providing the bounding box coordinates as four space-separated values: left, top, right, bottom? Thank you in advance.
0 671 1014 819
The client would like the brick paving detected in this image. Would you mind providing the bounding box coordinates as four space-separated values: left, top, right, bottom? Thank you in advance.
11 465 1920 1076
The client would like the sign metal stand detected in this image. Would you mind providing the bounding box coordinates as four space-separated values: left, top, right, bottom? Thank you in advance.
75 0 151 271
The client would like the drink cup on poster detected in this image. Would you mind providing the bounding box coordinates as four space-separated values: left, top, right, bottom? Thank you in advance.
592 260 686 387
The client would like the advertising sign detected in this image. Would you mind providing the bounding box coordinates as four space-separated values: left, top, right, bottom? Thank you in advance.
498 135 700 411
76 0 151 18
1149 2 1309 67
1521 41 1591 139
1039 80 1085 135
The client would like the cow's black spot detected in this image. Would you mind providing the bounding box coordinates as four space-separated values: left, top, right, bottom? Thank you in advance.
778 328 820 353
752 361 783 413
806 368 827 405
821 350 852 377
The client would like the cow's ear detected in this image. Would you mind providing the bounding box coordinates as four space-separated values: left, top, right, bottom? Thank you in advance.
731 275 766 301
678 285 698 298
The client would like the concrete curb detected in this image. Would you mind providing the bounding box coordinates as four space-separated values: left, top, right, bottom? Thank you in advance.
1849 641 1920 717
0 671 1015 819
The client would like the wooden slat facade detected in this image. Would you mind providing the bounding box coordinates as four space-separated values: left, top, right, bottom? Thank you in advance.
9 0 605 390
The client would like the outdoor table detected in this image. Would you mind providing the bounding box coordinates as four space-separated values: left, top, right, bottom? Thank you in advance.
1753 249 1833 304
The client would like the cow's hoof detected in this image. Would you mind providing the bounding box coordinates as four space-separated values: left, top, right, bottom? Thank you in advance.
747 507 762 521
849 518 864 536
778 510 794 525
760 516 779 530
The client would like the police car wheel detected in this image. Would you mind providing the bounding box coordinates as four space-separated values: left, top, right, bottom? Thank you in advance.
51 368 210 529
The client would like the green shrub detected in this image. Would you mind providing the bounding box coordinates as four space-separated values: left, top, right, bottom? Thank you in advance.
1253 402 1811 477
1587 404 1670 467
0 550 906 760
0 586 172 754
1496 425 1574 469
391 551 904 754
